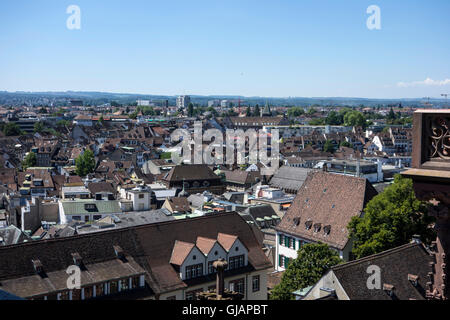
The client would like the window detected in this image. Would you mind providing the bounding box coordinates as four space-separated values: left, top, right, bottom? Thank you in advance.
131 276 141 289
139 194 144 199
95 284 105 297
110 281 119 294
72 216 81 221
252 275 260 292
229 255 245 270
93 215 102 220
84 286 93 300
208 261 216 274
72 289 81 300
59 290 70 300
278 254 285 268
120 278 130 291
229 278 245 294
85 215 89 222
279 234 284 245
84 203 97 211
186 289 203 300
185 264 203 279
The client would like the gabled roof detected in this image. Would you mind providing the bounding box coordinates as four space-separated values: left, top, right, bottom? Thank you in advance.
275 171 378 250
330 242 433 300
164 164 220 182
169 240 196 266
0 212 271 296
269 166 312 192
217 233 238 252
195 237 218 255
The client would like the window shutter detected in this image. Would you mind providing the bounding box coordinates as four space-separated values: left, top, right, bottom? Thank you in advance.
278 255 282 267
279 234 282 245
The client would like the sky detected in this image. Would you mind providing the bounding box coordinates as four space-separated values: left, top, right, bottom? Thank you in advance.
0 0 449 99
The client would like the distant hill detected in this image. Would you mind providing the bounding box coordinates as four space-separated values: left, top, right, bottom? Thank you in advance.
0 91 446 108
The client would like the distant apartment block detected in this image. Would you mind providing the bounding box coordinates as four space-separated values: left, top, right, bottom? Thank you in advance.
176 95 191 109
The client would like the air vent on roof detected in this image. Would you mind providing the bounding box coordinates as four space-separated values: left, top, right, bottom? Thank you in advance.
383 284 395 297
408 274 419 286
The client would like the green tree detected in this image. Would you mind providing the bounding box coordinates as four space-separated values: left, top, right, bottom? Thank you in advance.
348 175 435 259
22 152 36 171
129 111 138 119
270 243 342 300
75 149 96 177
307 107 317 115
246 106 252 116
387 107 396 122
340 140 352 148
2 123 22 136
323 140 336 153
34 121 45 134
325 111 343 125
308 118 325 125
287 107 305 118
253 104 260 117
187 103 195 117
343 111 367 128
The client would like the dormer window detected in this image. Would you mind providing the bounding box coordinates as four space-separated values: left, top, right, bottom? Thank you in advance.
71 252 82 266
32 259 43 274
323 225 331 236
84 203 97 211
305 220 313 230
314 223 321 233
113 245 125 260
186 264 203 279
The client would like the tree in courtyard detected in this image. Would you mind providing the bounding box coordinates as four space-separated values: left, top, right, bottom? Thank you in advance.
323 140 336 153
2 123 22 136
22 152 36 171
270 243 342 300
75 149 96 177
348 174 435 259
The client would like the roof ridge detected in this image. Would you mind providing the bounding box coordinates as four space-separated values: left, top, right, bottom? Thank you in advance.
332 242 421 271
0 212 239 250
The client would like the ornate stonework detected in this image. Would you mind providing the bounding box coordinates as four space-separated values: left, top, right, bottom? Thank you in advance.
427 115 450 160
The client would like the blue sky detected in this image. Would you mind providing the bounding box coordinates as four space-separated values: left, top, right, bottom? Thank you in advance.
0 0 449 98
